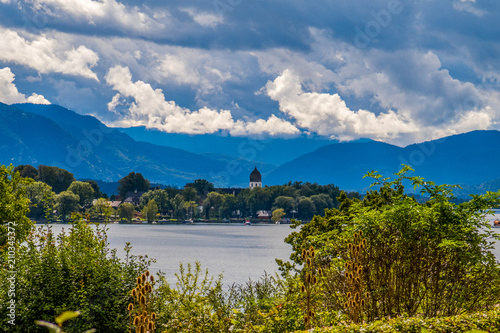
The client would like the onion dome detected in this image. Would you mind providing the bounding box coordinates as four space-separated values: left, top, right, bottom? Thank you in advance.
250 166 262 182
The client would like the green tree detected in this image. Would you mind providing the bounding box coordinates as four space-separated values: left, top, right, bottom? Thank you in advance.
55 191 80 221
14 164 38 179
310 193 334 216
0 165 32 249
142 199 158 222
89 198 113 222
24 181 56 220
118 202 135 222
37 165 75 193
182 187 198 202
284 166 500 321
272 208 285 223
83 180 102 198
247 187 272 217
68 181 95 208
219 194 239 219
297 197 316 220
202 192 224 219
171 194 185 220
272 196 294 216
140 189 170 215
117 172 150 198
185 179 215 196
0 219 151 332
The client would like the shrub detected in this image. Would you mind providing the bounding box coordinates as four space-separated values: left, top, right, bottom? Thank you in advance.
0 219 152 333
284 166 500 322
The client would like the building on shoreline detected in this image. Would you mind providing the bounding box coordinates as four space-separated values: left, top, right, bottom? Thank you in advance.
249 166 262 189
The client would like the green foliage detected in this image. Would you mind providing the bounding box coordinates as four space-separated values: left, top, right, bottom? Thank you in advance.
118 172 150 198
37 165 75 194
185 179 215 196
55 191 80 221
118 202 135 222
87 198 113 222
140 189 169 214
142 199 158 222
272 208 285 223
14 164 39 179
296 307 500 332
182 186 198 202
0 164 33 248
284 166 500 322
24 181 56 220
68 181 95 208
203 192 224 219
0 220 152 333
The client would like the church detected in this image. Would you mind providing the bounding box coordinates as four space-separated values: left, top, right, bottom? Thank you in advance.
249 166 262 189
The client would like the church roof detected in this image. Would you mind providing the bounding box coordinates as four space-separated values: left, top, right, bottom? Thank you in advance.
250 166 262 182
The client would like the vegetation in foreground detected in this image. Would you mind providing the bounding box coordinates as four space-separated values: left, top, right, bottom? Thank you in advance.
1 164 500 332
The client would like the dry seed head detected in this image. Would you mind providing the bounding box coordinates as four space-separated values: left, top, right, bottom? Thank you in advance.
131 289 137 297
127 303 133 311
318 267 323 276
308 309 313 317
355 277 361 284
150 275 155 283
145 270 150 277
361 299 365 307
148 322 153 330
301 249 306 259
310 249 315 258
140 326 145 333
355 292 360 302
347 292 351 298
306 273 311 283
133 316 140 326
313 276 317 284
365 292 370 298
151 313 156 320
140 295 146 306
136 277 142 285
301 284 306 293
304 316 309 324
359 230 363 237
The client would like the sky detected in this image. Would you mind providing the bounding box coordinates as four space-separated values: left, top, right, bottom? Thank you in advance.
0 0 499 146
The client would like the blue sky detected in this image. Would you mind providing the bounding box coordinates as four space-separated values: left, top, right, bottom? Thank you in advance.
0 0 499 146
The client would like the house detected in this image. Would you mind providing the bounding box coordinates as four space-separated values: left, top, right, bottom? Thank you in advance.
256 210 271 219
123 190 145 206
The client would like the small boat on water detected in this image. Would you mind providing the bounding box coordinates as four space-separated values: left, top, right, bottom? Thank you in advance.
244 220 251 226
493 219 500 228
183 219 194 224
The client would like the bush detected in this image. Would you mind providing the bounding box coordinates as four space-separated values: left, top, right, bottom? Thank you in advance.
0 219 152 333
284 166 500 323
295 306 500 332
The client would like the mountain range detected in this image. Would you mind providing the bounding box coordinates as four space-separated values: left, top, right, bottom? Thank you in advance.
1 102 499 195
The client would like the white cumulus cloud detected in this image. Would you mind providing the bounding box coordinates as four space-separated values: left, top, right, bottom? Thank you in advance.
0 28 99 80
265 69 417 142
104 65 298 136
0 67 50 104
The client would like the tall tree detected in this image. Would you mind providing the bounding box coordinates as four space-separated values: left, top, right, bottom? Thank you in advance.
182 187 198 202
55 191 80 221
118 202 135 222
68 181 95 208
84 180 102 198
140 189 170 215
142 199 158 222
24 181 56 220
37 165 75 193
0 165 32 248
14 164 38 179
118 172 150 198
185 179 215 197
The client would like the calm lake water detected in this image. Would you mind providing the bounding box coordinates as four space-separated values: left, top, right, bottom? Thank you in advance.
42 223 295 286
39 210 500 286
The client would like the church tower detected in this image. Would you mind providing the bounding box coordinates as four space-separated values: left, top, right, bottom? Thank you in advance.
249 166 262 189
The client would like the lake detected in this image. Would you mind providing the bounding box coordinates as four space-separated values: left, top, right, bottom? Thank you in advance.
39 210 500 286
42 223 296 286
